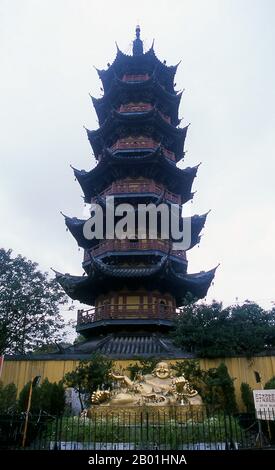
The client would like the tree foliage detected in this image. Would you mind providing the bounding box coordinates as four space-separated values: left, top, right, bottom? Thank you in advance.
203 363 237 414
0 248 70 354
264 376 275 390
240 382 254 412
172 301 275 357
63 353 113 411
0 381 17 413
172 360 237 413
17 378 65 415
127 357 159 380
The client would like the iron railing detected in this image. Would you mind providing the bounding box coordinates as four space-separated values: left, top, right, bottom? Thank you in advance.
1 409 274 450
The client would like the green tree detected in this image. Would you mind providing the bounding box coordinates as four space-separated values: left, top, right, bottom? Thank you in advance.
203 363 237 414
171 360 207 396
17 378 65 415
18 381 41 414
0 381 17 413
63 353 113 411
0 248 71 354
264 376 275 390
172 300 275 357
38 379 65 415
228 302 275 356
240 382 254 412
171 360 237 413
127 357 159 380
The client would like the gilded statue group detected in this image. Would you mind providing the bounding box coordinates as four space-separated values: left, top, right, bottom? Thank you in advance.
91 362 202 407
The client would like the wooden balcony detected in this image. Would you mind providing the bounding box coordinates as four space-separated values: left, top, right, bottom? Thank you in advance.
118 104 171 124
119 103 153 113
111 136 157 151
83 239 186 262
92 179 181 204
110 137 175 162
77 303 179 325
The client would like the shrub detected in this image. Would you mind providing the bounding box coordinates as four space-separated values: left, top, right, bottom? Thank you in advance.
127 357 159 380
240 382 254 412
201 363 237 414
18 378 65 415
0 381 17 413
64 353 113 411
264 376 275 390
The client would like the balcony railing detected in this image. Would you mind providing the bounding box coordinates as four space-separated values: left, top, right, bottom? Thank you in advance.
122 73 149 82
110 138 175 162
119 103 153 113
118 104 171 124
77 303 179 325
92 180 181 204
83 239 187 262
111 137 157 152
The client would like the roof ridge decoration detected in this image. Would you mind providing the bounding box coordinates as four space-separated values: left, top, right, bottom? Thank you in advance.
133 25 143 56
95 32 179 95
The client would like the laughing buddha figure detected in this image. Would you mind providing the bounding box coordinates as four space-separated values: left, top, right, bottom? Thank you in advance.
91 362 202 406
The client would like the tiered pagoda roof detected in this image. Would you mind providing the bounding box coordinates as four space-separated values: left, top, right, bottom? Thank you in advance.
63 212 209 250
91 73 182 126
55 256 217 307
86 108 188 161
55 27 217 352
96 44 178 94
73 147 198 202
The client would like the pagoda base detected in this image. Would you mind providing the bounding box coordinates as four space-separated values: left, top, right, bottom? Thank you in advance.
87 404 205 423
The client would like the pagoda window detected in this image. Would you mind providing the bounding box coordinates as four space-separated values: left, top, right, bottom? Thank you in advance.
159 300 167 314
143 295 148 309
126 295 140 309
118 296 124 311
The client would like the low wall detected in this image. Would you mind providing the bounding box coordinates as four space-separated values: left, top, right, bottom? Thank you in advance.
1 356 275 410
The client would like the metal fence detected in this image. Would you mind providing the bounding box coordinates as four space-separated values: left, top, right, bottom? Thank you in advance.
0 408 274 450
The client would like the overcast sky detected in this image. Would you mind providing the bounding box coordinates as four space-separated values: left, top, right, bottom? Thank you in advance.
1 0 274 314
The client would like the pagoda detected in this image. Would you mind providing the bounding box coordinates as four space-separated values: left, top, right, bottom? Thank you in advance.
56 27 217 359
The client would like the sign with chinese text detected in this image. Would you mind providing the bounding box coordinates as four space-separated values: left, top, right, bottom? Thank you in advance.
253 389 275 421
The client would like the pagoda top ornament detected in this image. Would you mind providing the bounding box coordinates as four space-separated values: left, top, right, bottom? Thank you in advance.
133 25 143 56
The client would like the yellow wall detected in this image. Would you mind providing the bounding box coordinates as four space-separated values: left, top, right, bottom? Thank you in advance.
1 356 275 410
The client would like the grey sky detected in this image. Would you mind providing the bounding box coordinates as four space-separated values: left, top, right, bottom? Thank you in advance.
0 0 274 312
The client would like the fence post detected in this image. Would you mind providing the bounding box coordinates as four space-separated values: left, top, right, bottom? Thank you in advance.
257 416 263 448
140 411 143 449
224 412 229 450
146 411 149 450
228 414 235 449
